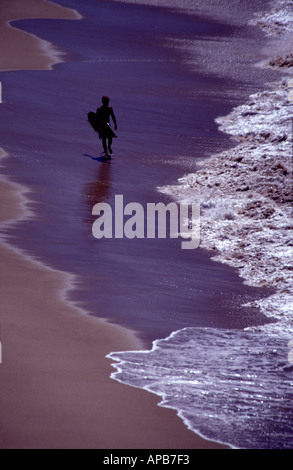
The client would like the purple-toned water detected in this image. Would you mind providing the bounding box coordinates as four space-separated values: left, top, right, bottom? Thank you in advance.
0 0 291 449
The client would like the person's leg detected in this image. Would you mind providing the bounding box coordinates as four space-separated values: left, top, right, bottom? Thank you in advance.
102 138 108 156
108 137 113 154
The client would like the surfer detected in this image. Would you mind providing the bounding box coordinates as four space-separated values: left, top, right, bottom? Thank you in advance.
95 96 117 159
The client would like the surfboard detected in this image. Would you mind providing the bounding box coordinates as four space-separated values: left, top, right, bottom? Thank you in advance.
88 111 98 132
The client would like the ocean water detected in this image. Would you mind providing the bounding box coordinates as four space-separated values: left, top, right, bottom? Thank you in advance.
1 0 292 450
106 0 293 450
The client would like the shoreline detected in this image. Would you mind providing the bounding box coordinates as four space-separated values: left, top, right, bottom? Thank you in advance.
0 1 227 449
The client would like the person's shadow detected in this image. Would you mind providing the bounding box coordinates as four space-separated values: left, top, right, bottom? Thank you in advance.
83 153 110 163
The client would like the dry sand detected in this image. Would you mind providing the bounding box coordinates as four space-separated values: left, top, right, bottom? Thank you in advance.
0 1 227 449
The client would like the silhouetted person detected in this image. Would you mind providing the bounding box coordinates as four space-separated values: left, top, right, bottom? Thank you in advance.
95 96 117 159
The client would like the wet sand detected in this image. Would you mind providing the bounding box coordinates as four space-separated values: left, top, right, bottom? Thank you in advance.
0 2 227 449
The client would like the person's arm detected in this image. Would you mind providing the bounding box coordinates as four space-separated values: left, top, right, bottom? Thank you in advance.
110 108 117 130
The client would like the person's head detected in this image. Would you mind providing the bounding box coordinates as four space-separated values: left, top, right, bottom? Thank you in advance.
102 96 110 106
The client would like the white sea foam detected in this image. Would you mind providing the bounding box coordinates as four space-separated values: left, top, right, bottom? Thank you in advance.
108 327 293 449
249 0 293 37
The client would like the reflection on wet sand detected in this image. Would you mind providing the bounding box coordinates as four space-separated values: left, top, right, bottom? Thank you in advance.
83 156 112 229
84 156 112 204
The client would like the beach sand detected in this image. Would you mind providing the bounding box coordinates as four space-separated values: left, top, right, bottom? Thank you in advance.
0 1 227 449
0 0 81 71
